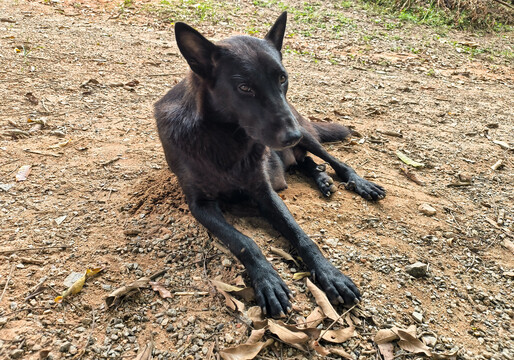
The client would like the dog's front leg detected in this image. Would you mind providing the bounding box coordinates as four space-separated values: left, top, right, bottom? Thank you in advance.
189 198 292 317
252 185 361 305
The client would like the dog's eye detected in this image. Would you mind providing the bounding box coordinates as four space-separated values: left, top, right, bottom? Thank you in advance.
238 84 254 94
279 74 287 84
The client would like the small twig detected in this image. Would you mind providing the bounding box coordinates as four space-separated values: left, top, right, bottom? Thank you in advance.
99 157 121 167
491 0 514 10
25 276 48 301
317 304 358 342
0 245 69 255
23 149 61 158
0 264 15 304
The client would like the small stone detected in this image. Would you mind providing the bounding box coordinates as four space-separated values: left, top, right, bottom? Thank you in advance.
222 258 232 267
412 311 423 323
101 284 112 291
0 317 7 325
225 333 234 344
419 203 436 216
60 342 72 353
405 262 429 278
69 346 78 355
10 349 24 359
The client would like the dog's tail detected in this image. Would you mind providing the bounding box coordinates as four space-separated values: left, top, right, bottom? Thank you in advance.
312 122 353 143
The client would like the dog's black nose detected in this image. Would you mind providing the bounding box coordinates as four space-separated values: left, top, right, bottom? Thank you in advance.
281 129 303 148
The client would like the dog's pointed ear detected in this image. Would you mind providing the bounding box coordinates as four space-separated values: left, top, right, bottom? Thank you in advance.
175 22 217 78
265 11 287 52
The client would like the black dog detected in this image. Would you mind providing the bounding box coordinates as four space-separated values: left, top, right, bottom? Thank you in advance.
154 12 385 317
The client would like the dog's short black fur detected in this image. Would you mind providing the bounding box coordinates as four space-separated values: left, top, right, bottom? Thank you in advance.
155 12 385 317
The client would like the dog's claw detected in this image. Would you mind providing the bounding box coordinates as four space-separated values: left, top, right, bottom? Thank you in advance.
337 296 344 304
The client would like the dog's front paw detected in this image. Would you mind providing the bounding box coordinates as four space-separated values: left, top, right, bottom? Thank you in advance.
251 268 293 318
345 173 385 201
311 261 361 305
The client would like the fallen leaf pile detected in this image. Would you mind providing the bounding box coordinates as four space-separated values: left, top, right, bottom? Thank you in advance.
214 277 459 359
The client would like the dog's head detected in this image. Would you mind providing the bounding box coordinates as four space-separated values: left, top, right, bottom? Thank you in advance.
175 12 302 150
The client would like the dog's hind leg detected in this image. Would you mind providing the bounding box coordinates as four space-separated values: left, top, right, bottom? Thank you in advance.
297 156 337 197
298 128 386 201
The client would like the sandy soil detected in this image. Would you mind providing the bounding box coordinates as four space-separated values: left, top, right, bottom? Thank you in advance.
0 0 512 359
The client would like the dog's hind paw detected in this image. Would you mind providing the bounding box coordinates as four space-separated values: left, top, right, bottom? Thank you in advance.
345 174 386 201
314 171 337 197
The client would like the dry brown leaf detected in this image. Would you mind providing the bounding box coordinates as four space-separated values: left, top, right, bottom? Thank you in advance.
303 307 325 328
321 326 355 343
16 165 31 182
270 246 299 266
135 340 154 360
268 320 310 344
305 278 344 325
211 279 255 302
397 329 432 356
247 306 267 329
218 288 245 313
375 328 400 344
274 320 321 340
329 347 353 359
149 281 172 299
377 342 395 360
310 340 330 356
219 338 273 360
247 328 266 344
105 277 151 308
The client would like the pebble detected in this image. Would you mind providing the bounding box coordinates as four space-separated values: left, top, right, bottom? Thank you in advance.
405 262 429 278
412 311 423 323
225 333 234 343
418 203 437 216
0 317 7 325
222 258 232 267
9 350 24 359
60 342 72 352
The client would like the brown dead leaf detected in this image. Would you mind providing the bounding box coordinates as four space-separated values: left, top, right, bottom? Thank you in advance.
305 278 344 325
105 277 151 308
270 246 299 267
219 338 273 360
310 340 330 356
268 320 310 344
15 165 31 182
247 306 268 329
377 342 394 360
329 347 353 359
321 326 355 343
303 306 325 328
211 279 255 302
274 320 321 340
397 329 432 356
375 328 400 344
218 287 245 313
247 328 266 344
135 340 154 360
149 281 172 299
399 165 425 186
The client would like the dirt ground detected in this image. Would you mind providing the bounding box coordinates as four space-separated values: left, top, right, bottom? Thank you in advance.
0 0 513 359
